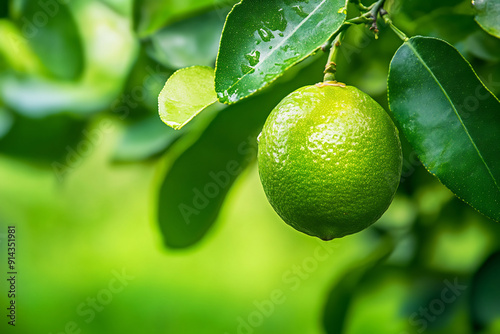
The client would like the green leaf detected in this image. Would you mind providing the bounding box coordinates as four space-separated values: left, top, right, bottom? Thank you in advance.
0 107 13 139
0 20 45 75
473 0 500 38
415 13 478 46
0 113 86 164
133 0 234 37
115 49 172 120
146 8 228 70
16 0 84 80
0 0 8 18
342 266 469 333
470 251 500 328
215 0 347 104
392 0 467 19
465 30 500 62
98 0 134 16
157 101 255 248
388 36 500 222
0 0 138 117
159 66 217 130
157 52 327 249
113 116 183 162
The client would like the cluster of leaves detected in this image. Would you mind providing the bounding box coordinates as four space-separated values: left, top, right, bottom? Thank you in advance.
1 0 498 247
153 1 500 330
0 0 138 162
158 0 500 247
1 0 500 331
320 164 500 332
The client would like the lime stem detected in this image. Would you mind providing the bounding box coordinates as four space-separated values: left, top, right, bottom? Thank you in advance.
321 0 398 81
323 31 346 82
369 0 387 20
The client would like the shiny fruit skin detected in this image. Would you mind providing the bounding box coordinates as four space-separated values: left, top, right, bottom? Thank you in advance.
258 83 402 240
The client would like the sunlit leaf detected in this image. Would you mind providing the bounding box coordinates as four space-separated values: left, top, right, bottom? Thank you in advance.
473 0 500 38
159 66 217 130
215 0 347 104
388 36 500 222
0 20 45 74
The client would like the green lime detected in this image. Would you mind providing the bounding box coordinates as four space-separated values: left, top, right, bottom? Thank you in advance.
257 82 402 240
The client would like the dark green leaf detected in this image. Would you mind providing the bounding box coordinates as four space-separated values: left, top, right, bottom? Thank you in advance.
473 0 500 38
215 0 347 104
390 0 468 19
415 13 478 46
343 266 469 333
323 266 366 334
114 49 172 120
0 0 8 18
0 1 138 117
157 53 326 249
159 66 217 129
113 116 183 162
16 0 84 80
133 0 234 37
470 251 500 328
146 8 228 70
0 107 13 139
465 30 500 62
388 36 500 222
0 113 86 164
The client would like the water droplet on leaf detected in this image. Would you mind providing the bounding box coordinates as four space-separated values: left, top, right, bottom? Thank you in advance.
245 50 261 66
258 27 274 42
240 64 255 74
292 5 308 18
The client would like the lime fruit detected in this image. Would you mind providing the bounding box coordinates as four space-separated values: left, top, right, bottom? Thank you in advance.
257 82 402 240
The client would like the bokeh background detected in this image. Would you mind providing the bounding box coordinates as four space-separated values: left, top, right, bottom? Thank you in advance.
1 0 500 333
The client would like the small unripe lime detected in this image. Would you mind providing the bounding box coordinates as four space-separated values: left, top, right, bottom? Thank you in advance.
257 83 402 240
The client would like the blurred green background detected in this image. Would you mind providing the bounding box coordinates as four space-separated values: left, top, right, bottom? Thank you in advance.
1 0 500 333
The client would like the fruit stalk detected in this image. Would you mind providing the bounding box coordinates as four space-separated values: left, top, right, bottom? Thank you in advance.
323 31 345 82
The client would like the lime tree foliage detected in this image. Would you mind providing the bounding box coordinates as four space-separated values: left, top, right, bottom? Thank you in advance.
156 1 500 329
158 0 500 248
0 0 499 332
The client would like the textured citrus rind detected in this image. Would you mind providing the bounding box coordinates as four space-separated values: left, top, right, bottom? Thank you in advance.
258 84 403 240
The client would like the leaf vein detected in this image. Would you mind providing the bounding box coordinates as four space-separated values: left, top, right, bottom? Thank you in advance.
221 0 330 98
406 41 500 194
